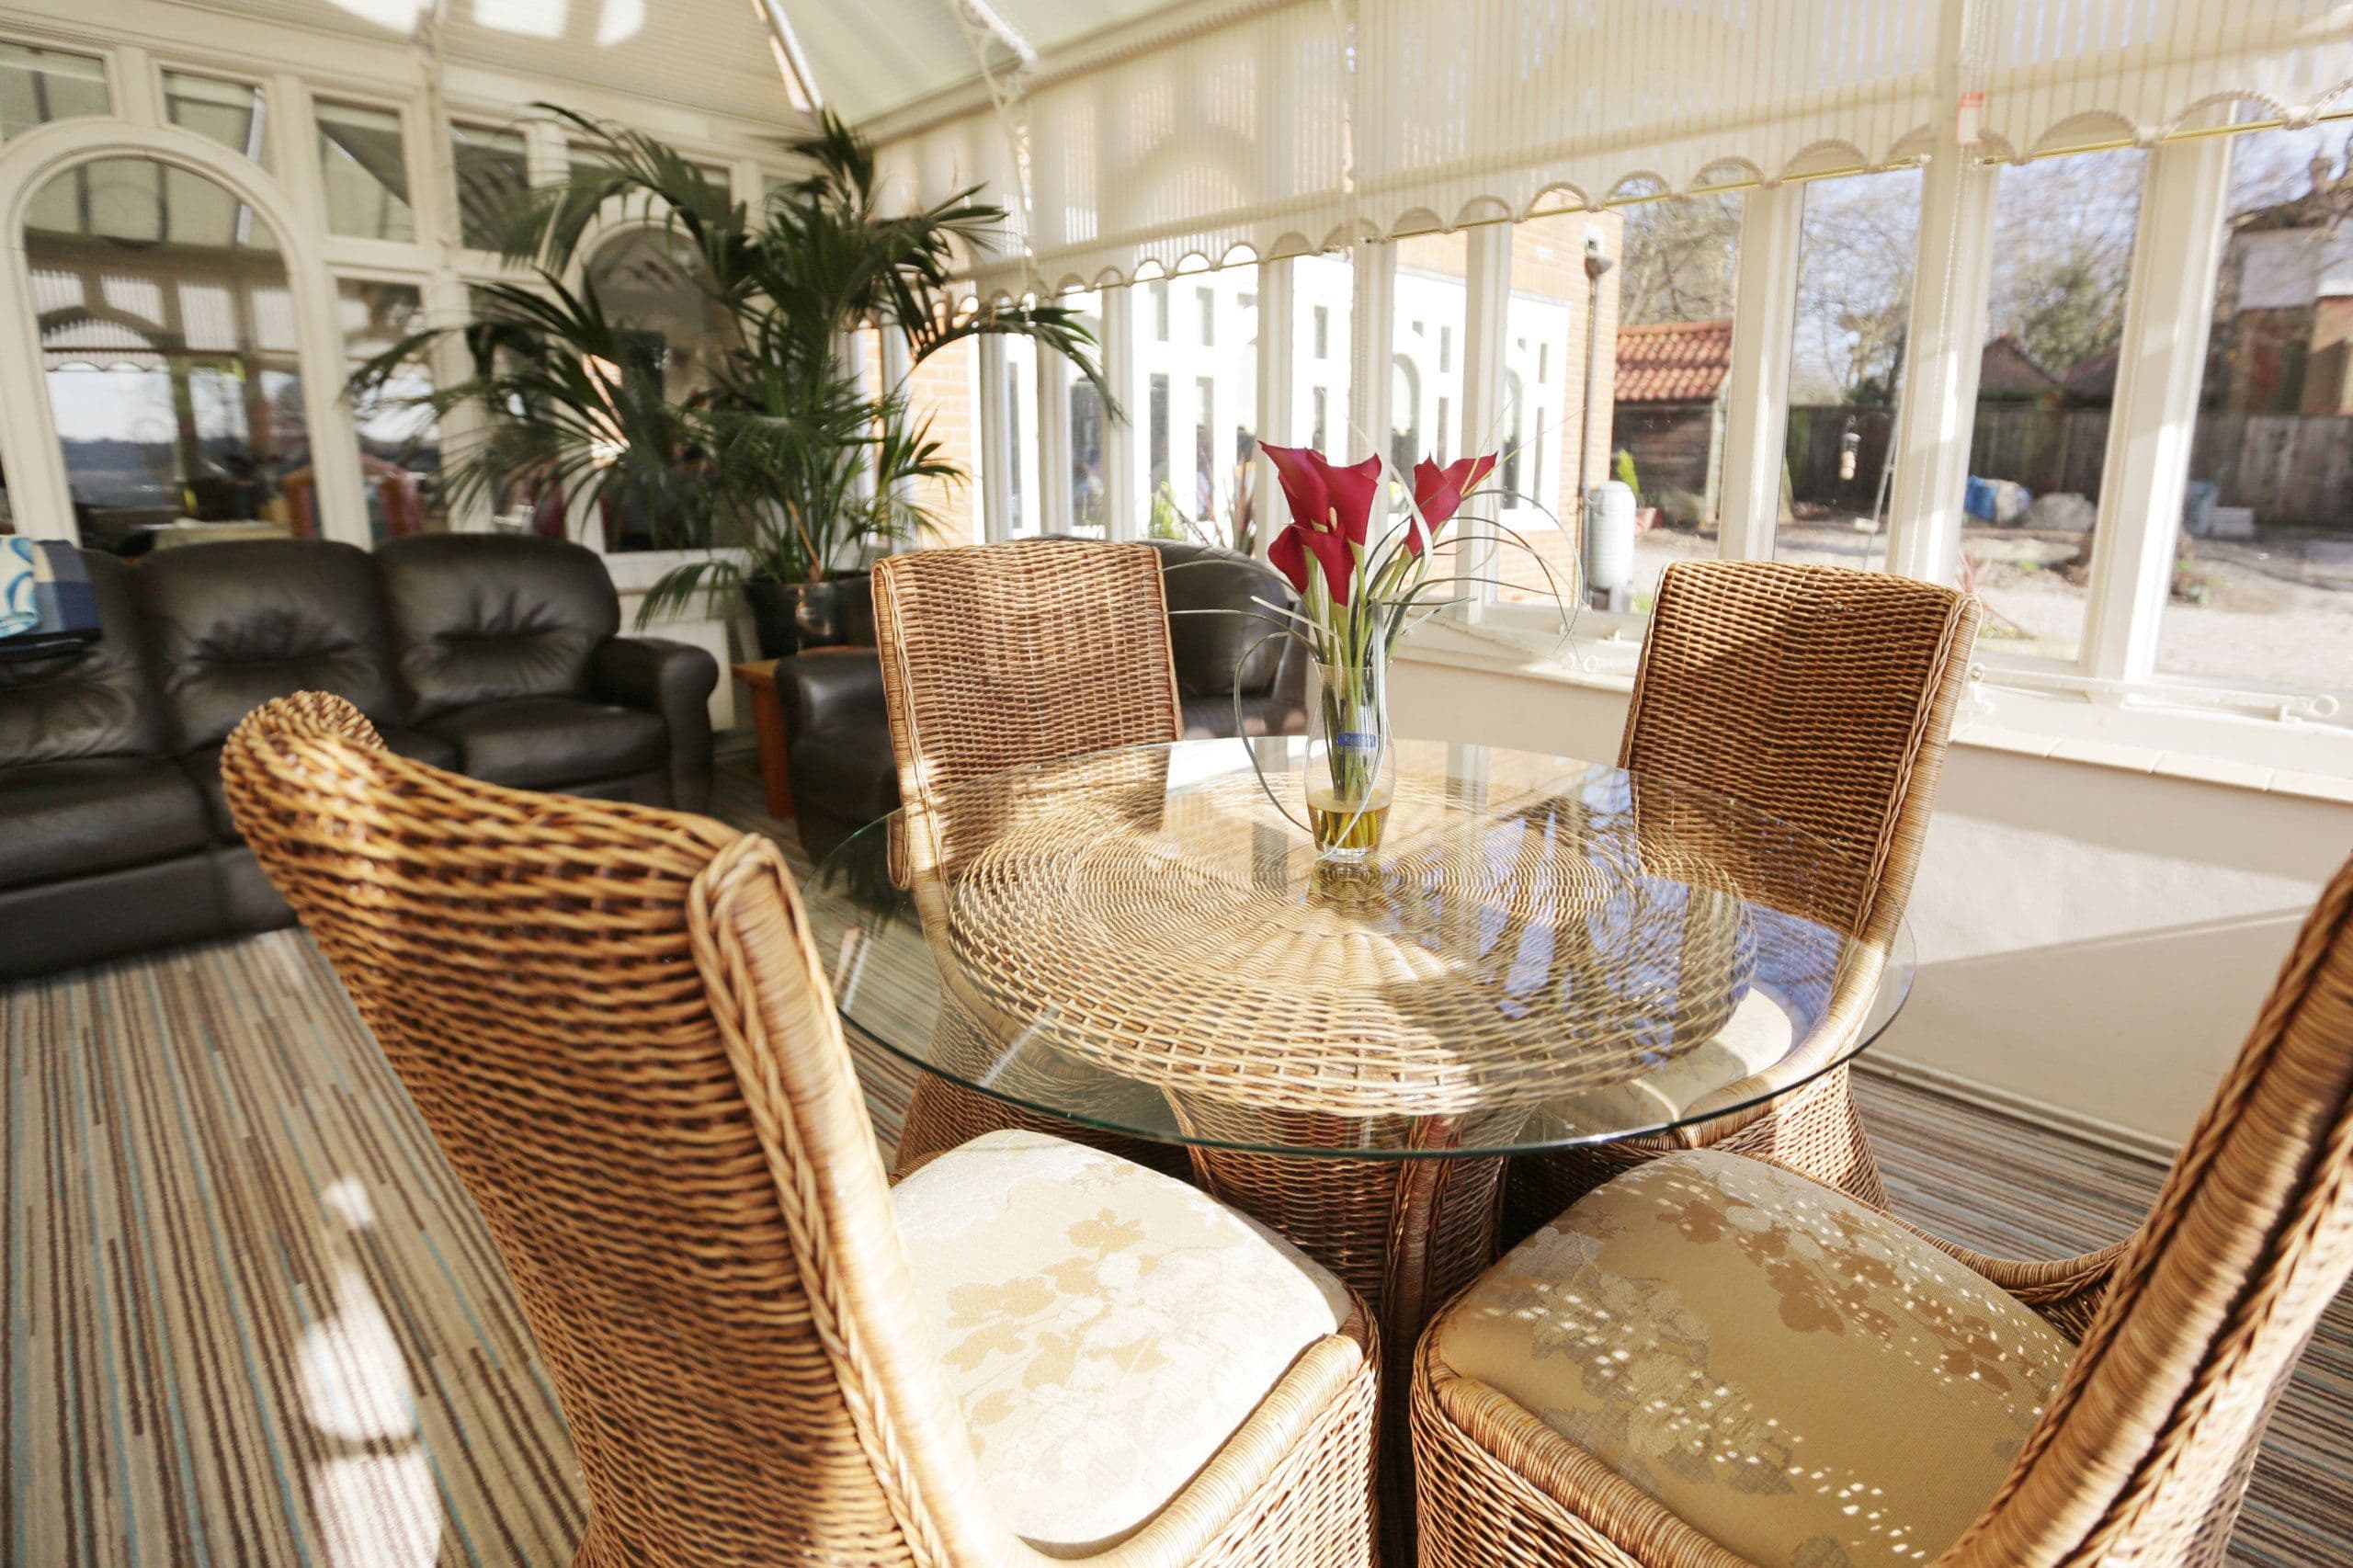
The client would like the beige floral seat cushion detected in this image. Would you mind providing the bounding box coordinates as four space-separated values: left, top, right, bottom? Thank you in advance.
892 1129 1356 1556
1433 1150 2074 1567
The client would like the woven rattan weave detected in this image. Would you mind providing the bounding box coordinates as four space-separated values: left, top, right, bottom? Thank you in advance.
872 538 1190 1176
1413 847 2353 1568
808 732 1917 1562
1505 560 1979 1233
221 692 1378 1568
810 741 1907 1155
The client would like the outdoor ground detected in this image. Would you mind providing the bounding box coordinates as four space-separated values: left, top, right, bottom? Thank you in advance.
1604 516 2351 719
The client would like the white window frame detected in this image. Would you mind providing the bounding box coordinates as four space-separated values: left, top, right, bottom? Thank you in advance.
966 134 2347 751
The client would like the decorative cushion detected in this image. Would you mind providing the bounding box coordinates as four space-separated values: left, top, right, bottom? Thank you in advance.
892 1130 1354 1555
1433 1150 2073 1568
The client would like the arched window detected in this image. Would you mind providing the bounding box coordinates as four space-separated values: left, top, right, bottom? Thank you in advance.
27 155 301 551
584 226 732 403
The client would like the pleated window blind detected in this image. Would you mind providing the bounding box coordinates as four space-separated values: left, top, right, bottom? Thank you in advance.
869 0 2353 290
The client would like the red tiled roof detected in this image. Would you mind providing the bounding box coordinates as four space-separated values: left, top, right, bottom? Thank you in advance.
1614 319 1733 403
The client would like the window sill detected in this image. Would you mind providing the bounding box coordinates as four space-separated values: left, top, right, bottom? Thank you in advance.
1398 623 2353 805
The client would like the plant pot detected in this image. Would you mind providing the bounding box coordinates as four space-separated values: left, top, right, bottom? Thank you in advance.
797 571 875 649
744 579 803 660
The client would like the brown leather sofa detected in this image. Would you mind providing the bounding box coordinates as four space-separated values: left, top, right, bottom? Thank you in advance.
0 534 716 980
778 539 1310 861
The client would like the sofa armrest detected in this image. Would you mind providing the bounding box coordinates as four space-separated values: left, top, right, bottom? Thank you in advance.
589 637 719 812
778 647 887 743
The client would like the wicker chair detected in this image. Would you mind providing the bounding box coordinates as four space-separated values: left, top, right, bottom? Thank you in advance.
221 692 1378 1568
1415 849 2353 1568
1506 560 1979 1233
872 537 1193 1176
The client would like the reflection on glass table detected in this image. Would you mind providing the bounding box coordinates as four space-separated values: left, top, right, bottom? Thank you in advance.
805 737 1913 1159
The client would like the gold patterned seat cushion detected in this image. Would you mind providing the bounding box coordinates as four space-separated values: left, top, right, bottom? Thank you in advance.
892 1130 1356 1556
1433 1151 2074 1567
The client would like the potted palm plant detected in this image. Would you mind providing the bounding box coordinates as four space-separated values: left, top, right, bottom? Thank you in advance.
353 107 1108 655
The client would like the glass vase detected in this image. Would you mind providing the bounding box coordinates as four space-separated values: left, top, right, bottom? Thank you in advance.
1307 653 1396 860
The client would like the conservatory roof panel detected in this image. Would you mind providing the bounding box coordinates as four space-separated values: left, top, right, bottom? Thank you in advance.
775 0 1190 122
193 0 801 126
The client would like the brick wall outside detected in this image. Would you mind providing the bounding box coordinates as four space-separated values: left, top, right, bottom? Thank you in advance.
904 335 980 545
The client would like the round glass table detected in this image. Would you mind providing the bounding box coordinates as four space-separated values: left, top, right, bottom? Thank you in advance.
806 736 1910 1159
803 735 1912 1546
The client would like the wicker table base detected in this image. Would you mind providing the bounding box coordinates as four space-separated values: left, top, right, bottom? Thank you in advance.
1186 1141 1509 1563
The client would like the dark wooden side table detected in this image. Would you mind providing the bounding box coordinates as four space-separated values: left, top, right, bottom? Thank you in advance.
733 659 793 819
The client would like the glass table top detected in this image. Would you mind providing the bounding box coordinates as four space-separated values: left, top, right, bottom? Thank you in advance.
803 738 1913 1159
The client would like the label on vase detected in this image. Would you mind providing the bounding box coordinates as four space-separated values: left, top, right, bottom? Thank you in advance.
1335 730 1381 755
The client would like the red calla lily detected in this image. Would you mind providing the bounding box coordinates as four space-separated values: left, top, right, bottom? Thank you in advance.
1405 453 1499 556
1261 443 1382 603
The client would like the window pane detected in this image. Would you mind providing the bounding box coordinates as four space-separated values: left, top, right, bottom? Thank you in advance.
1957 149 2145 664
337 280 442 539
1503 213 1623 606
1065 291 1108 537
574 226 735 550
1293 254 1352 462
1779 166 1923 568
1147 370 1171 525
1501 192 1746 613
904 335 979 545
165 73 267 165
0 43 108 141
2158 126 2353 718
316 100 413 242
1139 267 1257 542
1394 231 1468 470
30 157 301 551
1002 335 1039 536
453 122 529 251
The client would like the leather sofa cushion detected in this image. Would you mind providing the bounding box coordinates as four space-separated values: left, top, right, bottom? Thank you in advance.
136 540 401 750
181 724 459 838
419 697 665 790
1148 540 1288 698
379 535 620 721
0 756 210 891
0 552 165 767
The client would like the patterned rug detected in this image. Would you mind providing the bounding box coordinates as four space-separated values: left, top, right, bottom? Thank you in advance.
0 764 2344 1565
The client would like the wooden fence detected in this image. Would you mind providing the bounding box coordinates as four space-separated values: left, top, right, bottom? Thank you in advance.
1785 403 2353 529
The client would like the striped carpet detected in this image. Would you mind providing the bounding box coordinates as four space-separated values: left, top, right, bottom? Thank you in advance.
0 761 2343 1565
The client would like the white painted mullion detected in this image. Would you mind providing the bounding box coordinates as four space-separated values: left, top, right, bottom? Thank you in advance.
2080 132 2234 684
112 46 158 127
1349 243 1396 468
1100 285 1140 541
1717 182 1803 560
975 333 1014 543
1883 155 1999 585
1456 223 1512 610
1253 256 1296 559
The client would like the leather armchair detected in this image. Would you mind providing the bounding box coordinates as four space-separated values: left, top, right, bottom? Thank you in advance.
778 539 1307 863
589 636 717 813
378 534 719 812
